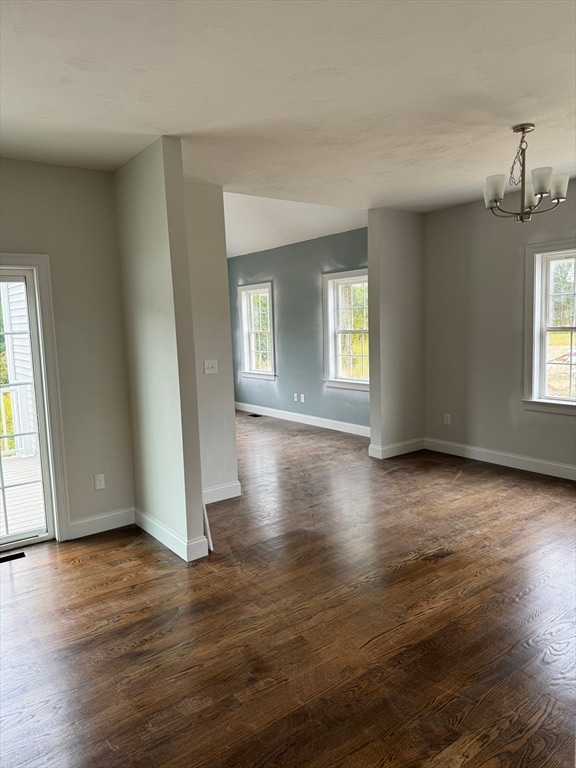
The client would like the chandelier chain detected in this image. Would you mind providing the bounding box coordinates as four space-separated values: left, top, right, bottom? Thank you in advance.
509 130 528 187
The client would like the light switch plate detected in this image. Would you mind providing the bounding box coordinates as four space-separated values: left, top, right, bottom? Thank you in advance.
204 359 218 375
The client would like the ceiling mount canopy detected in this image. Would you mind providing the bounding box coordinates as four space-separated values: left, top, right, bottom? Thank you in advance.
483 124 570 223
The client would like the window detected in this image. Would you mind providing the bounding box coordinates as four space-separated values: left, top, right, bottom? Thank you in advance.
525 243 576 414
238 283 275 378
323 269 369 390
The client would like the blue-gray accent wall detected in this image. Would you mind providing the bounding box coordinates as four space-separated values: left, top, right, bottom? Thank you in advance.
227 228 369 427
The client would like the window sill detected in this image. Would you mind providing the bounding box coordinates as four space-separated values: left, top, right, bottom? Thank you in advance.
241 371 276 381
325 379 369 392
522 399 576 416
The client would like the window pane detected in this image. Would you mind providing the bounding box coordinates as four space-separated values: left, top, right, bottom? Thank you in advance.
339 284 352 308
352 356 363 377
546 331 571 363
362 332 369 356
549 295 575 327
250 292 270 332
549 257 576 328
352 284 365 306
545 365 570 399
4 482 45 537
251 328 272 371
339 333 351 355
339 355 351 378
0 389 15 454
339 308 353 330
545 315 573 399
335 332 369 380
257 351 271 372
353 308 365 329
550 257 575 294
351 333 363 354
0 342 7 386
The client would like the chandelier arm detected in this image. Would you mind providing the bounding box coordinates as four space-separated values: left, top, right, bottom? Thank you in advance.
489 206 515 218
526 195 545 212
491 201 521 216
528 199 561 216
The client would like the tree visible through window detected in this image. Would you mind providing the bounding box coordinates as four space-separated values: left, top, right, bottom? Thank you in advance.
324 270 369 388
239 283 275 377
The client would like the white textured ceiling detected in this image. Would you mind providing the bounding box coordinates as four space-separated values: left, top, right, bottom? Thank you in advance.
1 0 575 216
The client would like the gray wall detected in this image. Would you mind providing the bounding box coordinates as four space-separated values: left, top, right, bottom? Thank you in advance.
228 228 369 426
0 158 134 526
425 179 576 468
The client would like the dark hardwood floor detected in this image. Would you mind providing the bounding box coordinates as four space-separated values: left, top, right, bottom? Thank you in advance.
1 413 574 767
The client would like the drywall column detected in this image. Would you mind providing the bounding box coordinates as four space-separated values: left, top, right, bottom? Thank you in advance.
115 137 206 562
183 179 241 504
368 208 425 458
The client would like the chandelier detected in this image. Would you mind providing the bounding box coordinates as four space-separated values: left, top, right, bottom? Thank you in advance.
483 124 569 223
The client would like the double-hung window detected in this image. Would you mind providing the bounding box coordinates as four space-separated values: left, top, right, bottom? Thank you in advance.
238 282 275 379
525 242 576 413
323 269 369 390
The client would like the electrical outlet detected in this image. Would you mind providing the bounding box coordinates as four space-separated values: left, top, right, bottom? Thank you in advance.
300 394 305 403
443 413 451 426
94 473 106 490
293 393 298 401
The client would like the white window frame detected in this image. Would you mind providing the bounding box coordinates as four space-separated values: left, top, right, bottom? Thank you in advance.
323 269 369 391
524 241 576 416
238 282 276 380
0 253 70 544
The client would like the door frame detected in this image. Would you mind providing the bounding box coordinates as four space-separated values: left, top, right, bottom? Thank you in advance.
1 253 70 543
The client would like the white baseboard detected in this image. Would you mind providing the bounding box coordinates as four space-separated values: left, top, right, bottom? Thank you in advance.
368 439 425 460
68 507 135 539
134 508 209 562
424 438 576 481
235 401 370 438
203 480 242 505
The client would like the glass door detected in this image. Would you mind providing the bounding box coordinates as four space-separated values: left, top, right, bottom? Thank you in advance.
0 271 54 548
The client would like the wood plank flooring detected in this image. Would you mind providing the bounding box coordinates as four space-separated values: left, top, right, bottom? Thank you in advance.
1 413 574 767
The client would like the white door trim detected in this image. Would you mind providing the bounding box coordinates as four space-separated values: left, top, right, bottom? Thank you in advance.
1 253 70 541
